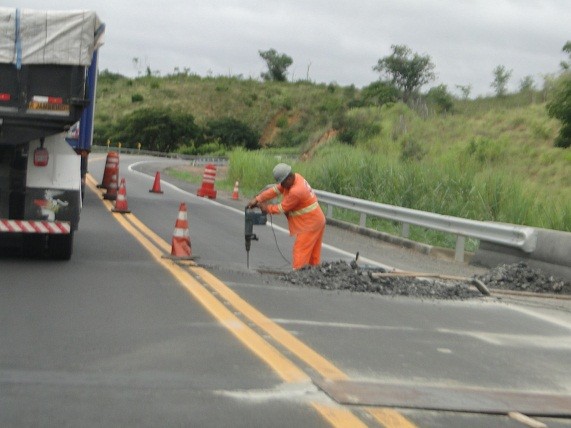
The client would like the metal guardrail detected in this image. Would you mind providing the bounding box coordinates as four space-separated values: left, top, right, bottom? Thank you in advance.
314 190 538 262
90 147 539 262
91 145 228 165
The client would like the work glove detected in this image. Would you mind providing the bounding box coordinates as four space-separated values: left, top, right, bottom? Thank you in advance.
258 202 268 213
247 197 258 209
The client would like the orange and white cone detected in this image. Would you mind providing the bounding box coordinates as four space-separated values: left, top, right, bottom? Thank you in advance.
232 181 240 200
98 151 119 189
103 168 118 200
196 164 217 199
112 178 131 213
169 203 193 259
149 171 164 194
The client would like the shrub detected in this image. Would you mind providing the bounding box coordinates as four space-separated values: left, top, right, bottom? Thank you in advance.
131 93 144 103
555 125 571 148
336 108 382 145
400 137 426 161
465 136 506 163
546 73 571 148
204 117 260 150
276 116 288 128
361 81 400 107
426 84 454 113
111 107 201 152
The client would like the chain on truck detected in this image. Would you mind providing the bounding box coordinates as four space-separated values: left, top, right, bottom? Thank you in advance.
0 8 105 259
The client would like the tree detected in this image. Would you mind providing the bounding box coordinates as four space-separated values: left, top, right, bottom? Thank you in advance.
546 73 571 148
519 75 535 92
373 44 436 102
259 49 293 82
561 40 571 70
426 84 454 113
455 84 472 100
491 65 512 97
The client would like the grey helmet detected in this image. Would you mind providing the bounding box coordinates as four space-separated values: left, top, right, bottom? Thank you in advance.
273 163 292 183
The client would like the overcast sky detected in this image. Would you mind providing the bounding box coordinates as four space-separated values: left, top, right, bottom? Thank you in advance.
3 0 570 97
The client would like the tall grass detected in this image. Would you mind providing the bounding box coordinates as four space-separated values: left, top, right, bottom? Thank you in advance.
97 73 570 247
229 141 571 244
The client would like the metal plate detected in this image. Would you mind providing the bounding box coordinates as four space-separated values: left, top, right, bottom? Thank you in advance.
314 379 571 416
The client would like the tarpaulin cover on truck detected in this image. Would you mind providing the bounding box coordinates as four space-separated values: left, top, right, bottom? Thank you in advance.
0 8 104 66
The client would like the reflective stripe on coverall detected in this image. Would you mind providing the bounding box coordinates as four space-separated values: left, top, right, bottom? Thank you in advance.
256 173 326 269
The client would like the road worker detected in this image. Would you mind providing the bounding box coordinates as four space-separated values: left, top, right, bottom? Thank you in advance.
247 163 326 270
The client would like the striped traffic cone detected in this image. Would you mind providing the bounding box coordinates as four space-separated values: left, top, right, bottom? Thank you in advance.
112 178 131 213
166 203 193 260
196 164 217 199
103 168 118 201
232 181 240 200
98 151 119 189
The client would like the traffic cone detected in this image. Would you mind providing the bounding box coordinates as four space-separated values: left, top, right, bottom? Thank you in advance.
112 178 131 213
98 151 119 189
196 164 217 199
232 181 240 200
149 171 164 194
103 168 118 200
167 203 193 259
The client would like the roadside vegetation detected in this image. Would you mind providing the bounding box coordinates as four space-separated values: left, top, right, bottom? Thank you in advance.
94 44 571 249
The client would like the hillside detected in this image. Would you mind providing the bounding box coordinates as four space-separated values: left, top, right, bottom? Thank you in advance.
94 72 352 152
94 72 570 236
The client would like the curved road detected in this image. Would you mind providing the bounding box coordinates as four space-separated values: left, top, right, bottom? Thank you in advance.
1 154 570 427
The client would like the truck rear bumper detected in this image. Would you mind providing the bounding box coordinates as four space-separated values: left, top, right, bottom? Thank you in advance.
0 219 70 234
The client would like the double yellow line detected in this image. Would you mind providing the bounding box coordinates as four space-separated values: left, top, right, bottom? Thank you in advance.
87 173 416 428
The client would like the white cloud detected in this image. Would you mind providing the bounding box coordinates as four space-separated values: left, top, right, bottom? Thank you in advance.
2 0 569 96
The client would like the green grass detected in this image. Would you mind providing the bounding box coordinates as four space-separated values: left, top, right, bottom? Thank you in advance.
96 72 570 249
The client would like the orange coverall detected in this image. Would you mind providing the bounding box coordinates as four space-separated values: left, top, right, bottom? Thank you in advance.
255 173 326 269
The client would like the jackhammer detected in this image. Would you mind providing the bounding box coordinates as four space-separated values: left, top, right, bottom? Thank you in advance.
244 207 267 268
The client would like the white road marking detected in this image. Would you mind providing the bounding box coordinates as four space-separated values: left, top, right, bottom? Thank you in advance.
273 318 419 332
213 381 326 403
127 160 391 270
438 328 571 349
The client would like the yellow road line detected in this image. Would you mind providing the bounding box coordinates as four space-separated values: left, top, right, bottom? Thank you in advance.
87 175 307 383
86 172 416 428
368 408 418 428
195 266 348 381
312 403 368 428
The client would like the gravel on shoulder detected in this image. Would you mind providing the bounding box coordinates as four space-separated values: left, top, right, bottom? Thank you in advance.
279 261 571 300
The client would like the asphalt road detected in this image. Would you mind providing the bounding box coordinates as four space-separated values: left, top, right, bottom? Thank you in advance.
1 154 570 428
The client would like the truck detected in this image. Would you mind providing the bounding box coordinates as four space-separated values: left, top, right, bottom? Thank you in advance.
0 8 104 259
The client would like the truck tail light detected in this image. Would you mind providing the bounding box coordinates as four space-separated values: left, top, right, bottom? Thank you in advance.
32 96 63 104
0 93 10 101
34 147 49 167
28 95 68 114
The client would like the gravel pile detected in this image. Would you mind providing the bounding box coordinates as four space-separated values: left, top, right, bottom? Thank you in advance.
476 261 570 295
280 261 483 300
279 260 571 299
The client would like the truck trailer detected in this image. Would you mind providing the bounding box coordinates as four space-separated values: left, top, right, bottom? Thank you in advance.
0 8 104 259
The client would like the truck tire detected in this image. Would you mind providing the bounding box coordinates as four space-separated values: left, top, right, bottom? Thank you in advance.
48 232 74 260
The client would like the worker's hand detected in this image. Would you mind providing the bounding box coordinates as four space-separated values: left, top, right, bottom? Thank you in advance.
258 202 268 213
247 197 258 209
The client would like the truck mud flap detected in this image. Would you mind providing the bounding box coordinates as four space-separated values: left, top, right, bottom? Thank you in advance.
24 188 80 230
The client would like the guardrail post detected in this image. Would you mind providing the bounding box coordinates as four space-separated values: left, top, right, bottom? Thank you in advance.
402 223 410 239
455 235 465 262
327 204 333 219
359 213 367 228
